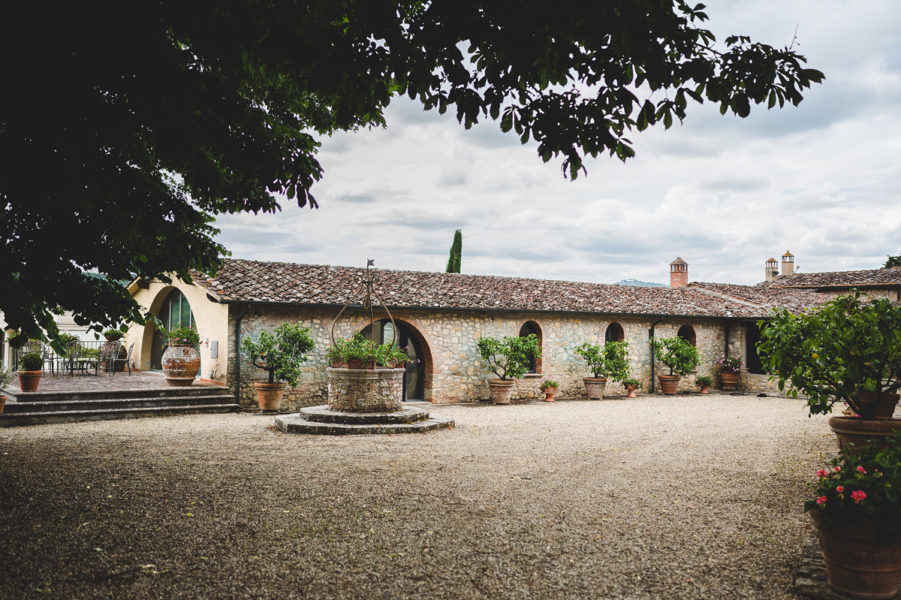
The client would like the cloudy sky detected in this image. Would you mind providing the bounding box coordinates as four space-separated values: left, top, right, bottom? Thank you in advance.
215 1 901 286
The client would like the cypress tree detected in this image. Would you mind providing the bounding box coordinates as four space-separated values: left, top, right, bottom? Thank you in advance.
446 229 462 273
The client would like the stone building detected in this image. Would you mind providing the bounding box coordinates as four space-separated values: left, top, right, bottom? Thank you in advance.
125 257 836 410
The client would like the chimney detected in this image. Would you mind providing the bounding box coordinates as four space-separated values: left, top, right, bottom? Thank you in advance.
781 251 795 276
765 257 778 282
670 257 688 289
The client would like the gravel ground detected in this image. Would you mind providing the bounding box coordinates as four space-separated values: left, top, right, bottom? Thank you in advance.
0 394 835 599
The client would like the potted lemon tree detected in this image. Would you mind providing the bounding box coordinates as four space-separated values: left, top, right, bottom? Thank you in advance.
477 334 541 405
652 337 700 395
575 340 631 399
242 323 315 412
757 291 901 448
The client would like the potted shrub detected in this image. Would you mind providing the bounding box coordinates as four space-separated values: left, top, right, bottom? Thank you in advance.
477 334 541 404
242 322 315 412
539 379 559 402
17 352 44 392
696 375 712 394
0 366 12 413
757 292 901 448
622 378 641 398
575 340 630 400
717 356 742 390
652 337 700 395
327 333 407 369
161 324 202 386
806 430 901 598
103 328 124 341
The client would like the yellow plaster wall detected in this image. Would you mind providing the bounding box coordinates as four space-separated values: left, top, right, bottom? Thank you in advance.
126 279 229 381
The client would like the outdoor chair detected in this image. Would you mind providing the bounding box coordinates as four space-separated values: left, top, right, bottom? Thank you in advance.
68 343 99 376
106 342 132 375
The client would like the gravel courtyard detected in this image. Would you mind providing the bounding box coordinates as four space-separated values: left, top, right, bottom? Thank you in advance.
0 394 835 599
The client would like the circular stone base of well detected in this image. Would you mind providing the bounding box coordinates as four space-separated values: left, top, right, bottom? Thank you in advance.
275 404 454 435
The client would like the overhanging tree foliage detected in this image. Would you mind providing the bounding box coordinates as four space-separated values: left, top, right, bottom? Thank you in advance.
1 1 823 343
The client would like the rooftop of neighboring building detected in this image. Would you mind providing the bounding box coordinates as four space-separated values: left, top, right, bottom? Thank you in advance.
769 266 901 289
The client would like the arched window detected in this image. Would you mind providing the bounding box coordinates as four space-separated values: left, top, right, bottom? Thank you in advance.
605 322 625 343
519 321 542 374
677 324 697 346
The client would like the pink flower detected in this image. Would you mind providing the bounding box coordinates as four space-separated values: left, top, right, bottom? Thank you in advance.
816 496 828 505
816 469 828 478
851 490 866 503
835 486 844 493
856 465 866 474
833 466 842 472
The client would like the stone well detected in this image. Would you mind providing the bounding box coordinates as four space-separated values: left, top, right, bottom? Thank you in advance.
327 367 403 412
275 367 454 435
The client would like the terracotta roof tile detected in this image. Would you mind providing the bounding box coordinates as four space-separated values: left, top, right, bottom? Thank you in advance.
770 267 901 289
188 259 818 319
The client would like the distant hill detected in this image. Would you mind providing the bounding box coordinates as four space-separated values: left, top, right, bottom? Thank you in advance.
612 279 667 288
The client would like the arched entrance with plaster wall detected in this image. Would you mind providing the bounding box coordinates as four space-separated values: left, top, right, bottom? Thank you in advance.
359 318 433 401
140 287 198 371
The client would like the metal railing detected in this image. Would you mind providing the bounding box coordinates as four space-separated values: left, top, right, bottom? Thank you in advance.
11 340 130 375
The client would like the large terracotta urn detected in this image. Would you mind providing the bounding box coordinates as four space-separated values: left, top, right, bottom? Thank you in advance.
583 377 607 400
828 416 901 451
161 344 200 386
810 510 901 599
487 379 515 405
657 374 680 395
255 382 288 412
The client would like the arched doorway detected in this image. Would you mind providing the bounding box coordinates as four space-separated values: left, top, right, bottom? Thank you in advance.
518 321 542 373
149 289 197 370
359 319 431 401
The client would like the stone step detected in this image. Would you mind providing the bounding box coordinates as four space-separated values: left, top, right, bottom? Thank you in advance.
2 394 235 414
0 403 241 427
299 405 431 425
276 413 454 435
10 386 231 403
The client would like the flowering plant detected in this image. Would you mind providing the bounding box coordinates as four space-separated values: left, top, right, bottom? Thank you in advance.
717 356 742 374
166 325 200 347
696 375 713 387
539 379 559 390
805 430 901 536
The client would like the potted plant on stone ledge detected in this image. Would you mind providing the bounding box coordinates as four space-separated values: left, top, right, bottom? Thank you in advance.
539 380 559 402
696 375 712 394
652 337 700 395
477 334 541 405
242 322 315 412
805 429 901 599
622 378 641 398
575 340 631 400
717 356 742 391
757 291 901 448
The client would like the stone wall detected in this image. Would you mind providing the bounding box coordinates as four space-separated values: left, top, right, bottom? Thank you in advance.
226 304 777 409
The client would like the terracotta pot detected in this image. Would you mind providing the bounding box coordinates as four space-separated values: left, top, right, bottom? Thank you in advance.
719 371 739 391
255 382 287 411
658 374 680 395
699 384 709 394
17 370 42 392
853 392 900 419
625 384 638 399
0 395 5 414
488 379 515 405
828 416 901 451
161 344 200 386
542 390 556 402
327 356 345 368
810 509 901 599
583 377 607 400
